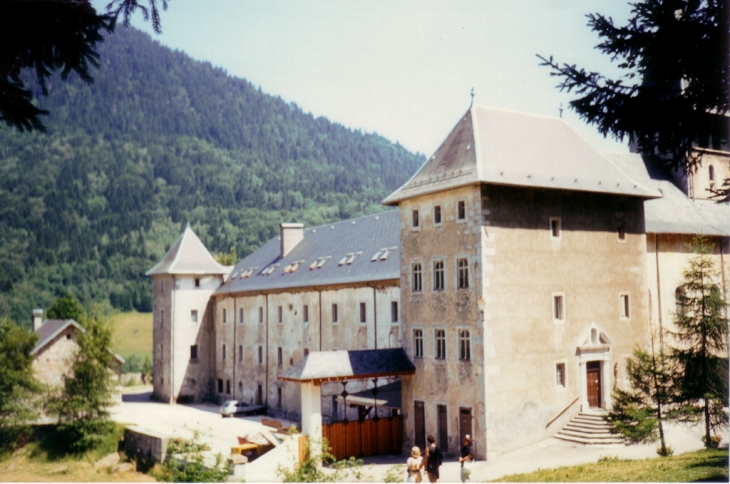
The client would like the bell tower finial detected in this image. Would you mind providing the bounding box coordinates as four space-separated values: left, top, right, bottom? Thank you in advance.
469 87 475 108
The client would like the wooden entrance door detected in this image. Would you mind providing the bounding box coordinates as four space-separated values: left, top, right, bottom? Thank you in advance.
414 401 425 450
437 405 448 452
459 407 472 446
587 361 602 408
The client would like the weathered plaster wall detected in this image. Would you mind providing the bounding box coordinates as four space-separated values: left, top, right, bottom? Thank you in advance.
688 151 730 200
646 233 729 337
32 327 79 388
152 275 172 402
399 185 485 458
483 185 650 455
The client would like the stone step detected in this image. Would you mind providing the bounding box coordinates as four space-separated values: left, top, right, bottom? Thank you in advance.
554 433 624 445
558 429 617 440
554 412 624 446
564 423 614 434
574 413 609 422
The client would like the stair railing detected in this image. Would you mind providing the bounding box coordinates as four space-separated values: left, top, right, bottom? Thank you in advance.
545 395 580 428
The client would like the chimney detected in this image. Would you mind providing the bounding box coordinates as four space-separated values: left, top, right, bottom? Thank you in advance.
32 309 43 332
280 223 304 258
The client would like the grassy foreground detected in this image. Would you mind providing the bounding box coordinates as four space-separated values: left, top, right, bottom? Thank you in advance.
109 311 152 363
493 448 728 482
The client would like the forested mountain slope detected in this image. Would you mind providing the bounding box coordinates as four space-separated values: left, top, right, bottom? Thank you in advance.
0 27 424 325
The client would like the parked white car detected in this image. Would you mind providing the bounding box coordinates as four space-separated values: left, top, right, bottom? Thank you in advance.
220 400 241 418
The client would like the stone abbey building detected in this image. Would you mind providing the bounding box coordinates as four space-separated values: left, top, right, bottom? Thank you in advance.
148 106 729 458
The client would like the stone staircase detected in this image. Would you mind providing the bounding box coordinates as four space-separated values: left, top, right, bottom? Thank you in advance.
554 412 624 445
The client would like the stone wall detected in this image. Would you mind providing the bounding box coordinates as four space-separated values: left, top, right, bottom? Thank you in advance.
124 426 170 471
32 326 79 388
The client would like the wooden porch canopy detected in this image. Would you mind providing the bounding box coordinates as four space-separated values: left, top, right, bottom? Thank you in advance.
278 348 415 384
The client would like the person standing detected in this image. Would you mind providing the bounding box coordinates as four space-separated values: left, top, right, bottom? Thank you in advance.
458 435 473 483
406 446 423 483
424 435 443 483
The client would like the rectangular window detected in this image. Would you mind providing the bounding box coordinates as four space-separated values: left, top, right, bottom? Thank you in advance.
332 304 338 323
256 384 263 405
303 305 309 323
459 329 470 361
433 260 445 291
259 307 264 323
190 344 198 360
277 387 282 409
618 224 626 241
239 307 244 324
412 263 423 292
412 209 420 228
550 217 561 239
226 380 230 394
160 309 164 326
277 347 283 366
278 305 283 323
223 309 227 323
304 348 309 357
457 201 466 220
217 379 223 393
553 294 564 321
190 310 198 323
434 205 442 225
195 278 200 288
258 346 263 364
621 294 630 318
360 302 366 323
457 258 469 289
556 363 566 387
222 344 226 360
435 329 446 359
391 301 398 323
414 329 423 358
238 345 243 362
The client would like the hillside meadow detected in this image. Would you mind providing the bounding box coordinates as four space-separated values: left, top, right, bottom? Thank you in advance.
109 311 152 365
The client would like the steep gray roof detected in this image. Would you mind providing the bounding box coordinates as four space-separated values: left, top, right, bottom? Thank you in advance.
32 319 125 363
278 348 415 383
603 151 730 236
214 210 400 296
383 106 660 204
146 225 229 276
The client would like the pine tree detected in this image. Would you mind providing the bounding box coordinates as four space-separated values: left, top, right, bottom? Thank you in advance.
539 0 729 201
670 235 729 447
48 313 118 452
0 318 43 450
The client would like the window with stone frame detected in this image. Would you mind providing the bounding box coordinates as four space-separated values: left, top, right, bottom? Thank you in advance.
556 363 566 387
413 329 423 358
553 294 564 321
434 205 442 225
258 346 263 364
332 303 338 323
457 258 469 289
458 329 470 361
412 263 423 292
391 301 399 323
223 308 227 323
239 307 244 324
457 200 466 220
278 306 283 323
433 260 445 291
303 305 309 323
435 329 446 359
190 310 198 323
412 209 420 228
259 307 264 323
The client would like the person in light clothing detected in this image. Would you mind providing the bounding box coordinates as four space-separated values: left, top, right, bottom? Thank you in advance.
406 446 423 482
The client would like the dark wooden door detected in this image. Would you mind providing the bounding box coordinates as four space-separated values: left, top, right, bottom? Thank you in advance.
437 405 448 452
459 408 472 444
414 401 425 450
587 361 601 408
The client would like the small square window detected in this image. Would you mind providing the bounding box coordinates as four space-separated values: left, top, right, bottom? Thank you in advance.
391 301 399 323
553 294 564 321
434 205 442 225
556 363 566 387
550 217 561 239
191 310 198 323
457 201 466 220
332 303 338 323
360 302 366 323
620 294 630 318
412 209 420 228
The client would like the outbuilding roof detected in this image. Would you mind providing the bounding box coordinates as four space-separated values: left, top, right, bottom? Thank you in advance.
214 210 400 296
604 151 730 236
146 224 230 276
278 348 415 383
383 106 660 204
32 319 125 364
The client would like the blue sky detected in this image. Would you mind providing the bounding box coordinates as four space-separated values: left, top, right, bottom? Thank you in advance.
101 0 635 156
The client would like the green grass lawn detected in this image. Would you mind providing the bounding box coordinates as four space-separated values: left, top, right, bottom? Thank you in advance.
108 311 152 364
493 448 728 482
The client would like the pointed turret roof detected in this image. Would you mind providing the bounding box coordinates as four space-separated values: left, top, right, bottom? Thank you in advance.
146 225 229 276
383 106 660 204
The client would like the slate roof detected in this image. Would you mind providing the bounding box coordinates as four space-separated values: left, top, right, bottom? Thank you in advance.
214 210 400 296
604 151 730 236
383 106 660 205
278 348 415 383
146 224 229 276
32 319 125 363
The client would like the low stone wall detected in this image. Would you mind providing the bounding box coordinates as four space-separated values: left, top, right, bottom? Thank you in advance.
124 426 171 472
